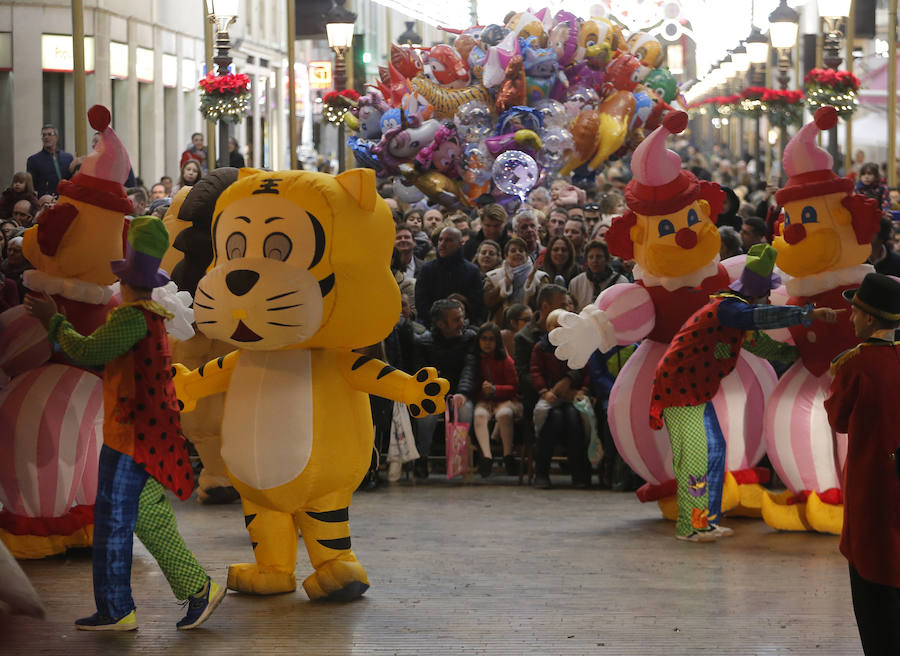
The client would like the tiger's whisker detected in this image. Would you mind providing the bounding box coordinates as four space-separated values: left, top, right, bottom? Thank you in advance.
266 322 304 327
196 320 218 325
266 290 300 301
194 302 213 310
266 304 303 311
198 287 215 301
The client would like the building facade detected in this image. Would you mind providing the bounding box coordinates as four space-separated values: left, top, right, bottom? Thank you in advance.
0 0 290 188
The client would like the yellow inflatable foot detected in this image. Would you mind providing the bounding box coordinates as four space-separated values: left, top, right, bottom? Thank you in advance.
805 492 843 535
721 471 740 513
657 495 677 521
728 482 766 518
227 563 296 595
761 490 813 532
0 526 93 559
302 559 370 602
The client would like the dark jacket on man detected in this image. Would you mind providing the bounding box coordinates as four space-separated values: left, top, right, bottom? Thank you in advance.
414 326 477 397
414 251 484 327
27 149 74 197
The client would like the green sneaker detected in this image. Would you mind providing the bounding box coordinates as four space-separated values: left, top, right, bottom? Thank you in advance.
176 579 224 630
75 609 138 631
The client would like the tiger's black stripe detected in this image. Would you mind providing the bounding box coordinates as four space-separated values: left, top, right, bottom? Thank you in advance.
317 537 352 551
319 273 335 297
376 365 397 379
309 211 326 268
351 355 374 370
244 513 257 527
306 508 349 523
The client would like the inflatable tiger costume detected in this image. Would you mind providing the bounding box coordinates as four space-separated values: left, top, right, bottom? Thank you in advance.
173 168 448 599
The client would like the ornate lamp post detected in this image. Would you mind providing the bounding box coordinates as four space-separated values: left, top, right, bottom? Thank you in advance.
818 0 852 167
205 0 240 168
325 0 357 172
769 0 799 178
398 21 423 47
746 27 769 177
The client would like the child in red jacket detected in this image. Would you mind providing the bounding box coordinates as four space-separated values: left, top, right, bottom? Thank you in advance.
473 322 522 477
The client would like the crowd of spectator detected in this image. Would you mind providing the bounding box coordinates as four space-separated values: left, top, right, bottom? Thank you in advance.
7 121 900 492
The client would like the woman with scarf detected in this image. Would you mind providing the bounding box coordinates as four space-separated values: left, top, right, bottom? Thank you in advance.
540 235 582 287
567 240 628 312
484 237 549 327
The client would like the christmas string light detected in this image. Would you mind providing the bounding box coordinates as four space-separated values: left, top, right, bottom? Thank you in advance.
198 72 252 124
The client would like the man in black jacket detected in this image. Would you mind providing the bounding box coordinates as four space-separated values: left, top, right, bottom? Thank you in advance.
462 203 509 261
415 227 484 327
27 125 74 196
412 298 477 478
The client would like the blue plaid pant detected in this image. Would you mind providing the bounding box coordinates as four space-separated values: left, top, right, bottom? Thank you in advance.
92 445 207 619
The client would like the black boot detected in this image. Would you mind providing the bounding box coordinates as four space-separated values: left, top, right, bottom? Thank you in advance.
504 454 519 476
413 457 429 480
478 455 493 478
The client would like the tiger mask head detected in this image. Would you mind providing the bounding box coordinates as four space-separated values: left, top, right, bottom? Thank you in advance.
194 168 399 351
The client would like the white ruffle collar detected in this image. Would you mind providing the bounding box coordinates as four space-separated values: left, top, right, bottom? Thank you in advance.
633 258 721 292
22 269 113 305
784 263 873 297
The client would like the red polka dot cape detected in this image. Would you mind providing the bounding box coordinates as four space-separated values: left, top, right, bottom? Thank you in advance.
108 305 193 499
649 294 745 430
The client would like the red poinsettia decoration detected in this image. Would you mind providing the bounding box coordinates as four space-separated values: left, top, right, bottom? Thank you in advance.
761 88 804 103
804 68 861 92
199 72 251 95
322 89 361 104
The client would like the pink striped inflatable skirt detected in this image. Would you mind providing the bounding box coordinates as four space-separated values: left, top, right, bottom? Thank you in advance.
0 364 104 558
761 363 846 533
609 340 777 506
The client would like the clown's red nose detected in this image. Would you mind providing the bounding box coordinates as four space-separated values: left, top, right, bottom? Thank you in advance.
675 227 698 249
783 223 806 245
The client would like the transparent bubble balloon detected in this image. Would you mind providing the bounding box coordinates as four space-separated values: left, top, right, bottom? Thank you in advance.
393 178 425 203
564 86 600 118
491 150 539 202
533 99 569 129
454 100 493 143
464 141 494 186
538 127 575 172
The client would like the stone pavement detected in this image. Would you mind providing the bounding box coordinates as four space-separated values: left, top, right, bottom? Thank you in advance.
1 479 861 655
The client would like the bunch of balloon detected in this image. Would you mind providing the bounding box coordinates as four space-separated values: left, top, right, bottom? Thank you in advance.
344 8 679 209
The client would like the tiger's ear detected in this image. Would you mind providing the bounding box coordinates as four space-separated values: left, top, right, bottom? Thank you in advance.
336 168 377 212
238 167 265 179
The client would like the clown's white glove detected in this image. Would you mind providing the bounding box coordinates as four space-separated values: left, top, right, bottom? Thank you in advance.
151 282 195 341
549 306 615 369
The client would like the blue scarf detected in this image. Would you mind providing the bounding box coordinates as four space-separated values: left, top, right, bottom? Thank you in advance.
509 261 532 302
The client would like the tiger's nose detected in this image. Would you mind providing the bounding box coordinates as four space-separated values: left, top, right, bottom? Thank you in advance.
226 270 259 296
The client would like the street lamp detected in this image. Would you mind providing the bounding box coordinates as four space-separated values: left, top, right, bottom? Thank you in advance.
205 0 240 168
817 0 851 167
769 0 799 91
325 0 357 172
746 28 769 179
398 21 423 47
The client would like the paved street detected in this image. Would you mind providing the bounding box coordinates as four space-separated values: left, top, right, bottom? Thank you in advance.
2 479 860 655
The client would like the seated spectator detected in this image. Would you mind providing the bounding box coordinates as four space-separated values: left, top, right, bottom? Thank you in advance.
719 226 743 260
546 207 568 239
149 182 168 201
568 240 627 311
869 217 900 277
422 207 445 237
1 236 32 300
854 162 891 213
0 171 39 220
1 219 21 241
395 225 424 280
512 208 545 262
126 187 149 217
463 203 509 261
415 227 484 328
10 200 35 228
391 247 417 316
501 303 532 357
564 218 588 264
740 216 767 251
484 237 549 326
412 299 477 478
540 236 581 286
473 239 502 278
472 322 522 477
529 309 590 489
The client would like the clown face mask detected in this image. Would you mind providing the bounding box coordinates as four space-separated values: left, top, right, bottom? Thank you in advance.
632 200 720 279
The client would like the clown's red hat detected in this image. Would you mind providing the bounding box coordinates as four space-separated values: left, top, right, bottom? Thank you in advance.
775 106 852 205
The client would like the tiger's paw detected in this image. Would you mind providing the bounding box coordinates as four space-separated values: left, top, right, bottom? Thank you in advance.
405 367 449 418
171 363 198 413
226 563 296 595
303 559 370 602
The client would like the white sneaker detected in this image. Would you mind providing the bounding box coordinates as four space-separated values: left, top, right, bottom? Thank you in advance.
709 524 734 538
675 531 717 543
